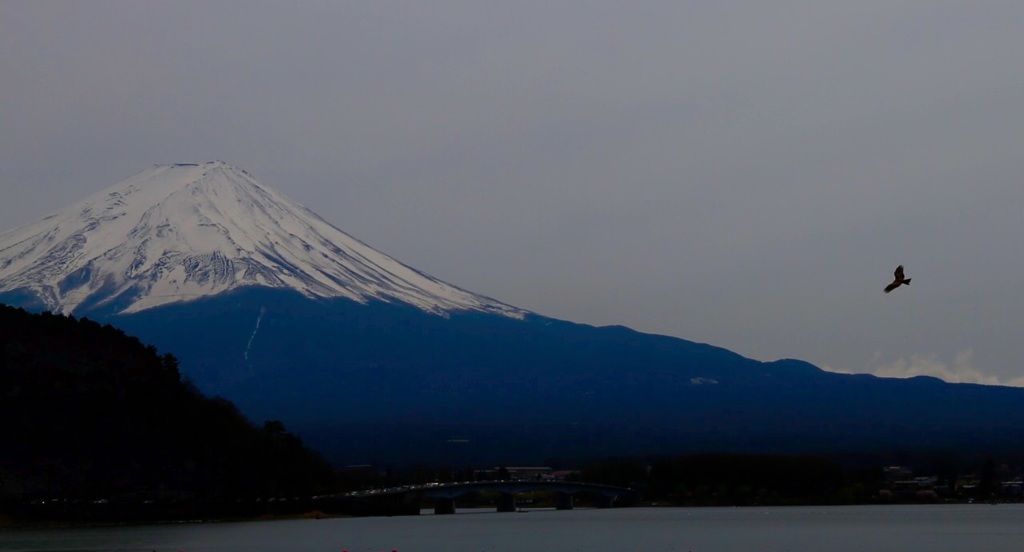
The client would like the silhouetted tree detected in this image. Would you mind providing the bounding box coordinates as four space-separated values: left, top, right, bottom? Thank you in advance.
0 304 339 516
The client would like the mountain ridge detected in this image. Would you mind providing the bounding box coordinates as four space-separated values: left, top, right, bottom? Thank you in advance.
101 286 1024 465
5 162 1024 466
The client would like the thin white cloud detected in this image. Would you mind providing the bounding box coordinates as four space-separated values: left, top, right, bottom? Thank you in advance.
827 348 1024 387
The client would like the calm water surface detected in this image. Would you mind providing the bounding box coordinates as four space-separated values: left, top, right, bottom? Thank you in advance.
2 504 1022 552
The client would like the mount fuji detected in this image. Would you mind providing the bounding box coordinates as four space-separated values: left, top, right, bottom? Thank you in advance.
0 161 522 318
5 162 1024 466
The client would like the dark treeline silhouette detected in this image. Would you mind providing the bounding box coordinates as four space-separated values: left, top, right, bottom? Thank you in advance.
577 451 1024 506
578 454 856 505
0 304 338 522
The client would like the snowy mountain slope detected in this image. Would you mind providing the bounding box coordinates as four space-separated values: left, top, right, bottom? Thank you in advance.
0 161 525 317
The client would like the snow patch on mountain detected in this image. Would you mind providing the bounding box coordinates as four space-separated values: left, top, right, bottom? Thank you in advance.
0 161 525 318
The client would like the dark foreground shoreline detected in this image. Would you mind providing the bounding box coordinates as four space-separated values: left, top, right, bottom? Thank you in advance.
0 496 422 530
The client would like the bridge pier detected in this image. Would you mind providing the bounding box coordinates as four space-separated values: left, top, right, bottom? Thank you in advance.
433 497 456 515
496 492 517 512
555 492 574 510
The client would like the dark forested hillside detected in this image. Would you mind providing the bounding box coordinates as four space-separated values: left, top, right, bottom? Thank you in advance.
0 304 337 517
104 288 1024 467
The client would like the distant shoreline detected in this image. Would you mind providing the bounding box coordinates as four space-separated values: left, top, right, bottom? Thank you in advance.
0 509 353 531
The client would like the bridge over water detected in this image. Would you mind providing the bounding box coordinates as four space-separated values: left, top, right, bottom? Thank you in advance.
345 480 638 514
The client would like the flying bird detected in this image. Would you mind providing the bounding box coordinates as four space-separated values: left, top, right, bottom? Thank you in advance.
884 265 911 293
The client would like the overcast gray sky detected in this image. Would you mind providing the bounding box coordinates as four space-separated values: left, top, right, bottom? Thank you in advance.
2 1 1023 385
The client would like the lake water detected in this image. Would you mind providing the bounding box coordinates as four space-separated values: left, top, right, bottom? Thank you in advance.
2 504 1022 552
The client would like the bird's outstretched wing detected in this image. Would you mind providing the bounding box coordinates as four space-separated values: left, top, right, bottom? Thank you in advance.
884 264 905 293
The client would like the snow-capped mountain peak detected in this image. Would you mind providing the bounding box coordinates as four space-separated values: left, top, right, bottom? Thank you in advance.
0 161 525 317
